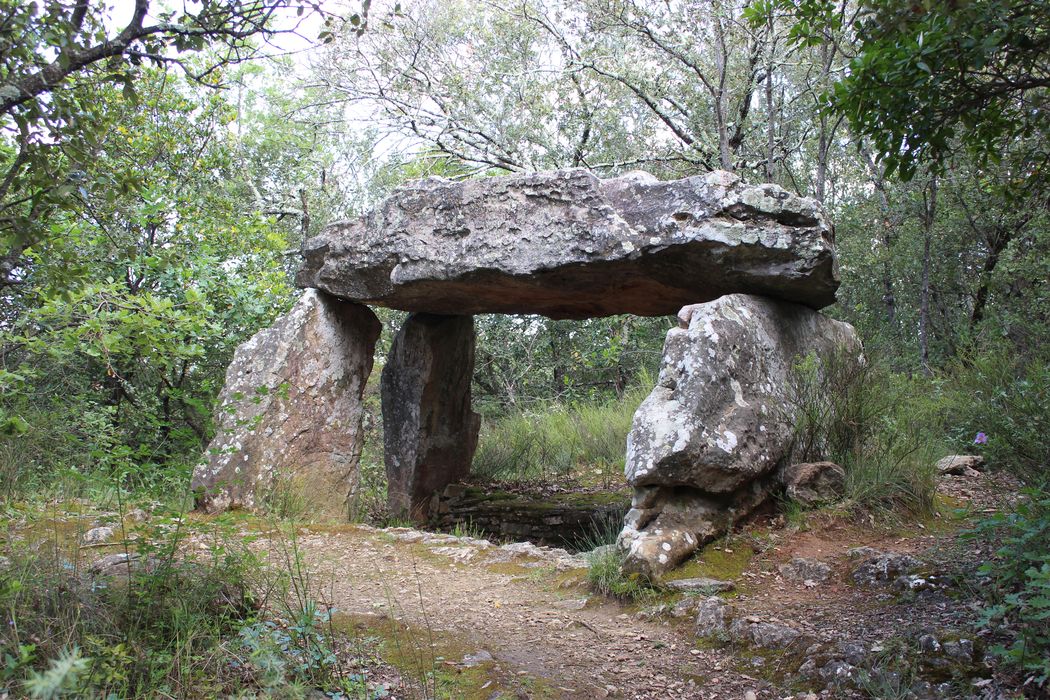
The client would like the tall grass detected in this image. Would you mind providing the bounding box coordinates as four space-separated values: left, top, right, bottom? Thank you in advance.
787 351 941 514
471 384 647 482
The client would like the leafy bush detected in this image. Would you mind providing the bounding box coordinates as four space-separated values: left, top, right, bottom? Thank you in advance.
787 351 940 514
968 490 1050 688
0 511 379 698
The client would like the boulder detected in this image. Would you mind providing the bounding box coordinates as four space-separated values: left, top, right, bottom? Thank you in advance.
619 295 862 575
297 169 839 319
192 291 381 517
781 461 846 506
935 455 985 476
778 557 832 583
382 313 481 519
695 596 730 638
82 526 115 545
729 618 803 648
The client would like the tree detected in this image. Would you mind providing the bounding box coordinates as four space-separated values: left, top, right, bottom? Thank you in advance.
785 0 1050 185
0 67 297 489
0 0 322 289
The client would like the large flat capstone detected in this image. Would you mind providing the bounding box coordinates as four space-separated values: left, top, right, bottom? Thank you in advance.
192 290 381 517
297 169 838 318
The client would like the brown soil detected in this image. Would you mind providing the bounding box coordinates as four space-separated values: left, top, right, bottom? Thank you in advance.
260 470 1025 700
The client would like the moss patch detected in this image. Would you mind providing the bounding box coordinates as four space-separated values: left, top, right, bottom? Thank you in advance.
332 612 562 699
665 539 756 584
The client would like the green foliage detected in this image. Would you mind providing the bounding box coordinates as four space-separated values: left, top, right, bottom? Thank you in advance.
968 491 1050 687
0 68 296 497
584 546 657 602
781 0 1050 186
0 516 263 697
787 351 940 514
943 349 1050 483
472 383 647 483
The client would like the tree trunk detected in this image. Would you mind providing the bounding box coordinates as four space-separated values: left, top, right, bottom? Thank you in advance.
919 178 938 376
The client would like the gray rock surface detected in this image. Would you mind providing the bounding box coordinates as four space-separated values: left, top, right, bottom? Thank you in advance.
695 596 730 638
382 313 480 520
781 461 846 506
619 295 862 575
729 618 803 648
935 454 986 475
852 551 923 586
192 291 381 517
778 557 832 583
297 169 839 319
664 577 735 593
82 526 114 545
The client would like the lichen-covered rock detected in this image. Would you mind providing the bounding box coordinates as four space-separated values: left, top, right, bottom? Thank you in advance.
297 169 839 319
778 557 832 583
82 526 114 545
382 313 480 520
619 295 861 575
695 596 730 638
851 551 923 586
618 480 770 577
729 619 803 648
665 577 735 593
627 295 861 494
781 461 846 506
192 291 381 517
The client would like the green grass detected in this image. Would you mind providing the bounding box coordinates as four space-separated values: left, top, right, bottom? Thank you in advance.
472 385 646 482
787 351 941 516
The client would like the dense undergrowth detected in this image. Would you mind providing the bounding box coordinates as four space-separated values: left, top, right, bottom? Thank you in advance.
0 506 392 699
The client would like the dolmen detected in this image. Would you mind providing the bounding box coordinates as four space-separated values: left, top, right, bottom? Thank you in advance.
191 168 861 574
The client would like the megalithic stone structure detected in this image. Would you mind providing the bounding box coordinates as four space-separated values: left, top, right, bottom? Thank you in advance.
192 290 381 518
618 295 862 576
197 168 859 565
381 313 481 520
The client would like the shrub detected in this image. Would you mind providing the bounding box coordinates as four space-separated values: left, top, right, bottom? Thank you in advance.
967 490 1050 688
943 348 1050 483
787 351 941 514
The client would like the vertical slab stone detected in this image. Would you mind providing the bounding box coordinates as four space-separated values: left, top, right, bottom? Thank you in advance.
192 290 381 518
382 313 481 520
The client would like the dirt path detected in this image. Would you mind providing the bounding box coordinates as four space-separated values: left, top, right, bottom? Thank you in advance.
253 470 1022 700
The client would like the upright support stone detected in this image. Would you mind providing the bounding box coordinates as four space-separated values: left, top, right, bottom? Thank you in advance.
192 290 381 518
619 294 863 576
381 313 481 520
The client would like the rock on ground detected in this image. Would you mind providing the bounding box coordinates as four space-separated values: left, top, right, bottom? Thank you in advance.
852 551 923 586
778 557 833 584
192 290 381 517
781 461 846 506
297 169 839 318
935 454 985 476
619 294 862 575
381 313 481 520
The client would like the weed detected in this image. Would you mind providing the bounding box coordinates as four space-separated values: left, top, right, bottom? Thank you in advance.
585 546 658 602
